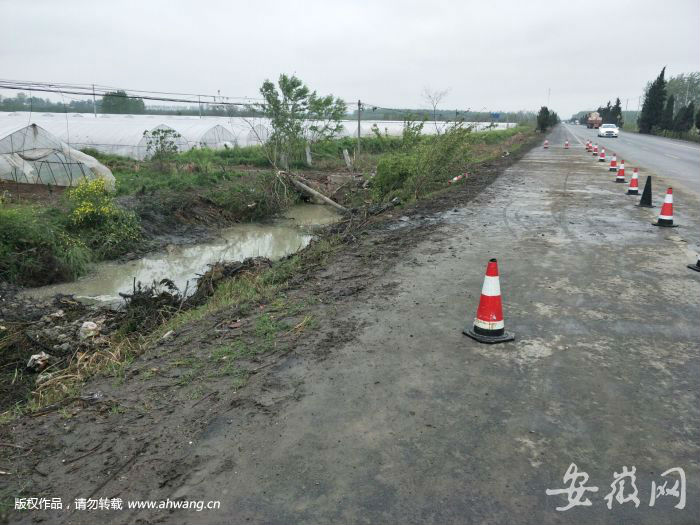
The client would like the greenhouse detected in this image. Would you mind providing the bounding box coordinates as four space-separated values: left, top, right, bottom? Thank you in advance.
0 122 115 189
167 122 237 150
1 113 242 158
36 119 189 160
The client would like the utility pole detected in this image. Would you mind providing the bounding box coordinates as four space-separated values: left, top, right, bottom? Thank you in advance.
92 84 97 117
547 88 551 107
357 100 361 157
198 95 202 118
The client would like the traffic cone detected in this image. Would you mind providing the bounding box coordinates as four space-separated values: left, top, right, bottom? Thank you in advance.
609 154 618 171
599 148 606 162
615 160 625 183
637 175 653 207
652 188 678 228
627 168 639 195
586 141 592 152
564 140 569 149
464 258 514 344
593 144 598 156
544 139 549 149
688 256 700 272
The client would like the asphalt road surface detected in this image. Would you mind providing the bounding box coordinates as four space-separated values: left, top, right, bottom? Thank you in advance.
164 126 700 525
563 122 700 196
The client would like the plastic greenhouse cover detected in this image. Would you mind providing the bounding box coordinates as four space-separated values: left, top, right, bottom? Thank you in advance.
1 112 516 159
0 123 115 188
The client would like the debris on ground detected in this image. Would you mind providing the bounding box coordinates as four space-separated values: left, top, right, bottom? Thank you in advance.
26 351 51 372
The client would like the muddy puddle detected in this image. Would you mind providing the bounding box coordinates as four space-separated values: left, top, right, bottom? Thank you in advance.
23 204 340 307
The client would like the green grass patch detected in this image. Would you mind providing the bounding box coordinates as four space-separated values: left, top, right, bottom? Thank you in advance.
0 204 90 285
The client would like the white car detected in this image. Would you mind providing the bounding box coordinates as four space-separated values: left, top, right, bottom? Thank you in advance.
598 123 619 138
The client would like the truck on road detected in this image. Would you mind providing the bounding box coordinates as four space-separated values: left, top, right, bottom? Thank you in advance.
586 111 603 129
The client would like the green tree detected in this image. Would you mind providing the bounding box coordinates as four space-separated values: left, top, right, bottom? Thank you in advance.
547 110 560 128
612 98 623 127
536 106 551 131
665 72 700 109
638 67 666 133
250 74 347 168
660 94 675 131
695 106 700 131
144 127 182 170
599 100 613 123
672 102 695 133
101 90 146 114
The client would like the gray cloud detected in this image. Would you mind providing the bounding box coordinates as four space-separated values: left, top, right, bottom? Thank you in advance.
1 0 698 117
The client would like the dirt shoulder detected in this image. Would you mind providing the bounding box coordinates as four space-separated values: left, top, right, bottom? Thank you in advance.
1 132 541 524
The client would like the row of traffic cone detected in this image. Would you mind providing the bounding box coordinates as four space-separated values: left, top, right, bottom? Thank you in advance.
543 140 570 149
586 142 679 227
475 137 696 345
542 139 571 149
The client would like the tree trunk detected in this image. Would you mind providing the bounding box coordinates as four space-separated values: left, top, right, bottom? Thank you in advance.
281 172 349 214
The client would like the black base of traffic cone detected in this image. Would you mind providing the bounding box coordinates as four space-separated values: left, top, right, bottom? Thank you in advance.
463 326 515 344
626 190 639 195
652 219 678 228
615 179 625 183
609 167 617 172
688 260 700 272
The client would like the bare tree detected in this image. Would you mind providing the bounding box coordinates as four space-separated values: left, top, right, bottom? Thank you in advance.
422 87 450 135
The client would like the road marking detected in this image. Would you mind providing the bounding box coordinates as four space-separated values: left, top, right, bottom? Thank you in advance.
665 153 680 159
562 124 585 147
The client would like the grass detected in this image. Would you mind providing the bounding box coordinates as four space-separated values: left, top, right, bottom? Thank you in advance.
0 204 91 285
371 124 532 203
1 124 534 415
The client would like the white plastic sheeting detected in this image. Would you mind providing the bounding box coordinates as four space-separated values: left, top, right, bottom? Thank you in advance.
5 117 189 160
172 122 237 150
0 123 115 189
1 112 516 160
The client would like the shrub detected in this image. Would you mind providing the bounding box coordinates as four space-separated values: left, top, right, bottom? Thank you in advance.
66 178 141 258
372 153 417 200
0 206 90 285
205 172 297 221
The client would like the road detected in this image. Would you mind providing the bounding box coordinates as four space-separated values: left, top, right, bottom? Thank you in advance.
563 122 700 196
11 127 699 525
166 127 700 524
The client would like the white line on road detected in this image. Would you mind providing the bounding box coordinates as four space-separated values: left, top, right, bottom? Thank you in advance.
665 153 681 159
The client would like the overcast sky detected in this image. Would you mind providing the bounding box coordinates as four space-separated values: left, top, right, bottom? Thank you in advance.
1 0 698 117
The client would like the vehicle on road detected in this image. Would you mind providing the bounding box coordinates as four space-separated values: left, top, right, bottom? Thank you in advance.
586 111 602 129
598 123 619 137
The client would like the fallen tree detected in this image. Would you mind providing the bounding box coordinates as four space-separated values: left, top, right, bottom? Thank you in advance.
280 170 349 214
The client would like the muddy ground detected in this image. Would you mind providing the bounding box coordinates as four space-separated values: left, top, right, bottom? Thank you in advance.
4 127 698 525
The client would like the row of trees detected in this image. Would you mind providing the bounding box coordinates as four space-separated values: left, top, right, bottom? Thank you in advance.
596 98 624 127
638 68 699 135
536 106 560 131
0 91 259 117
0 90 146 114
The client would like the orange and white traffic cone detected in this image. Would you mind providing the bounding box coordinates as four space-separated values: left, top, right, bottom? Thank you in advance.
593 144 598 156
615 160 625 183
564 140 569 149
543 140 549 149
609 153 618 171
652 188 678 228
586 141 591 152
599 148 606 162
626 168 639 195
464 258 514 344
